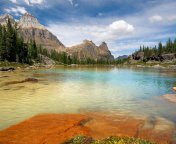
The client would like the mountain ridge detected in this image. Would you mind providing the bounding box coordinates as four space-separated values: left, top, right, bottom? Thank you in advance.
0 13 114 61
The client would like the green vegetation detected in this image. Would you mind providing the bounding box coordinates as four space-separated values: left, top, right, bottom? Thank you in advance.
0 19 39 65
116 38 176 65
0 61 29 67
65 135 158 144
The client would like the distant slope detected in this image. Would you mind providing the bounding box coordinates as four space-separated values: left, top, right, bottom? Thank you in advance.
67 40 114 61
115 55 128 60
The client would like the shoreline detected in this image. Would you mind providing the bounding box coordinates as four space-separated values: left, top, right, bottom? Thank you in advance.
1 64 176 72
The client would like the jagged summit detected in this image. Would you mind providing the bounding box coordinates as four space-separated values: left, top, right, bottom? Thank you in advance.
83 39 94 44
0 14 15 25
23 13 35 17
67 40 114 61
18 13 46 30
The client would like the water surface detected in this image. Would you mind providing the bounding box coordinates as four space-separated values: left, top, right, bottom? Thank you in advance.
0 66 176 130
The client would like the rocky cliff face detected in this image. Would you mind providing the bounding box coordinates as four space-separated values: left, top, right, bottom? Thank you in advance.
17 13 65 52
67 40 114 61
0 13 114 61
130 51 176 64
0 13 65 52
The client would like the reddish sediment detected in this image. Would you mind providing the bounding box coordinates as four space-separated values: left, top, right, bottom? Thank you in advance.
0 111 175 144
4 78 38 86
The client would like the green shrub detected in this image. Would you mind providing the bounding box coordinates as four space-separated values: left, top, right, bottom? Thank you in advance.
64 135 158 144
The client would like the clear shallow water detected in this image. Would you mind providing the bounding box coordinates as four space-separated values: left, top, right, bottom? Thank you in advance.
0 66 176 130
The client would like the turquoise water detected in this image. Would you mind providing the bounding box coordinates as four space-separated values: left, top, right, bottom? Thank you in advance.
0 66 176 130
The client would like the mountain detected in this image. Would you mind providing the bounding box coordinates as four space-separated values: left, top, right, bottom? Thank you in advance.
67 40 114 61
0 13 114 61
17 13 65 52
0 14 16 25
115 55 128 60
0 13 65 52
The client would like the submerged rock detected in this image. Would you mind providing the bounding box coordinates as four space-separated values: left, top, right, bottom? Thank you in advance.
0 67 15 71
4 78 38 86
22 78 38 82
34 74 49 77
0 76 9 78
0 111 174 144
0 114 90 144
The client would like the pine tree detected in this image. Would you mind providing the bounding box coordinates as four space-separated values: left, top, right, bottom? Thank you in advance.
32 40 38 60
0 24 2 61
140 45 142 52
6 18 16 61
174 39 176 53
158 42 163 56
166 38 173 53
1 26 7 61
143 45 145 52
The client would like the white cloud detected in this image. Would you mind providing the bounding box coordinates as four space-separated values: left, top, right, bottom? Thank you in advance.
69 0 73 5
75 3 79 7
91 20 135 43
149 15 163 23
24 0 30 5
8 0 45 6
167 15 176 21
30 0 45 4
98 13 103 16
9 0 17 3
46 20 135 51
4 6 27 16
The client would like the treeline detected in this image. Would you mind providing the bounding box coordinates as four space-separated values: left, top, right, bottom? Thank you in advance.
138 38 176 60
0 19 40 64
40 48 113 65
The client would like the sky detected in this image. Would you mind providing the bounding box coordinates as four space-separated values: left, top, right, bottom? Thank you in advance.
0 0 176 58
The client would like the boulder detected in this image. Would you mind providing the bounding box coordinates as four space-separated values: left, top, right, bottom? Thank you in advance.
39 54 56 65
161 53 176 63
173 87 176 91
0 67 15 71
132 52 144 60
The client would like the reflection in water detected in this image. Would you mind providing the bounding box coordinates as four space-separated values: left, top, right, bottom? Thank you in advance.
0 66 176 130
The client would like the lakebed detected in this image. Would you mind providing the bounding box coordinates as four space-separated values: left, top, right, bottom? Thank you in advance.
0 66 176 143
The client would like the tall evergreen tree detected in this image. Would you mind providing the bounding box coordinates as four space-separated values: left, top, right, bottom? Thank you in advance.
1 26 7 61
0 24 2 61
6 18 16 61
158 42 163 56
32 40 38 60
174 39 176 53
166 38 173 53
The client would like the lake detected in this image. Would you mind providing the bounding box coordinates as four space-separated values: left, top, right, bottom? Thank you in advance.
0 66 176 130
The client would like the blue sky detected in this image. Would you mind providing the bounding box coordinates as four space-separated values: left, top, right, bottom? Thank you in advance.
0 0 176 58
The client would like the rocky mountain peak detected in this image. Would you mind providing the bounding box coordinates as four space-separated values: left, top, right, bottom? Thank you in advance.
83 40 94 44
23 13 35 17
0 14 15 25
99 42 108 48
18 13 46 30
